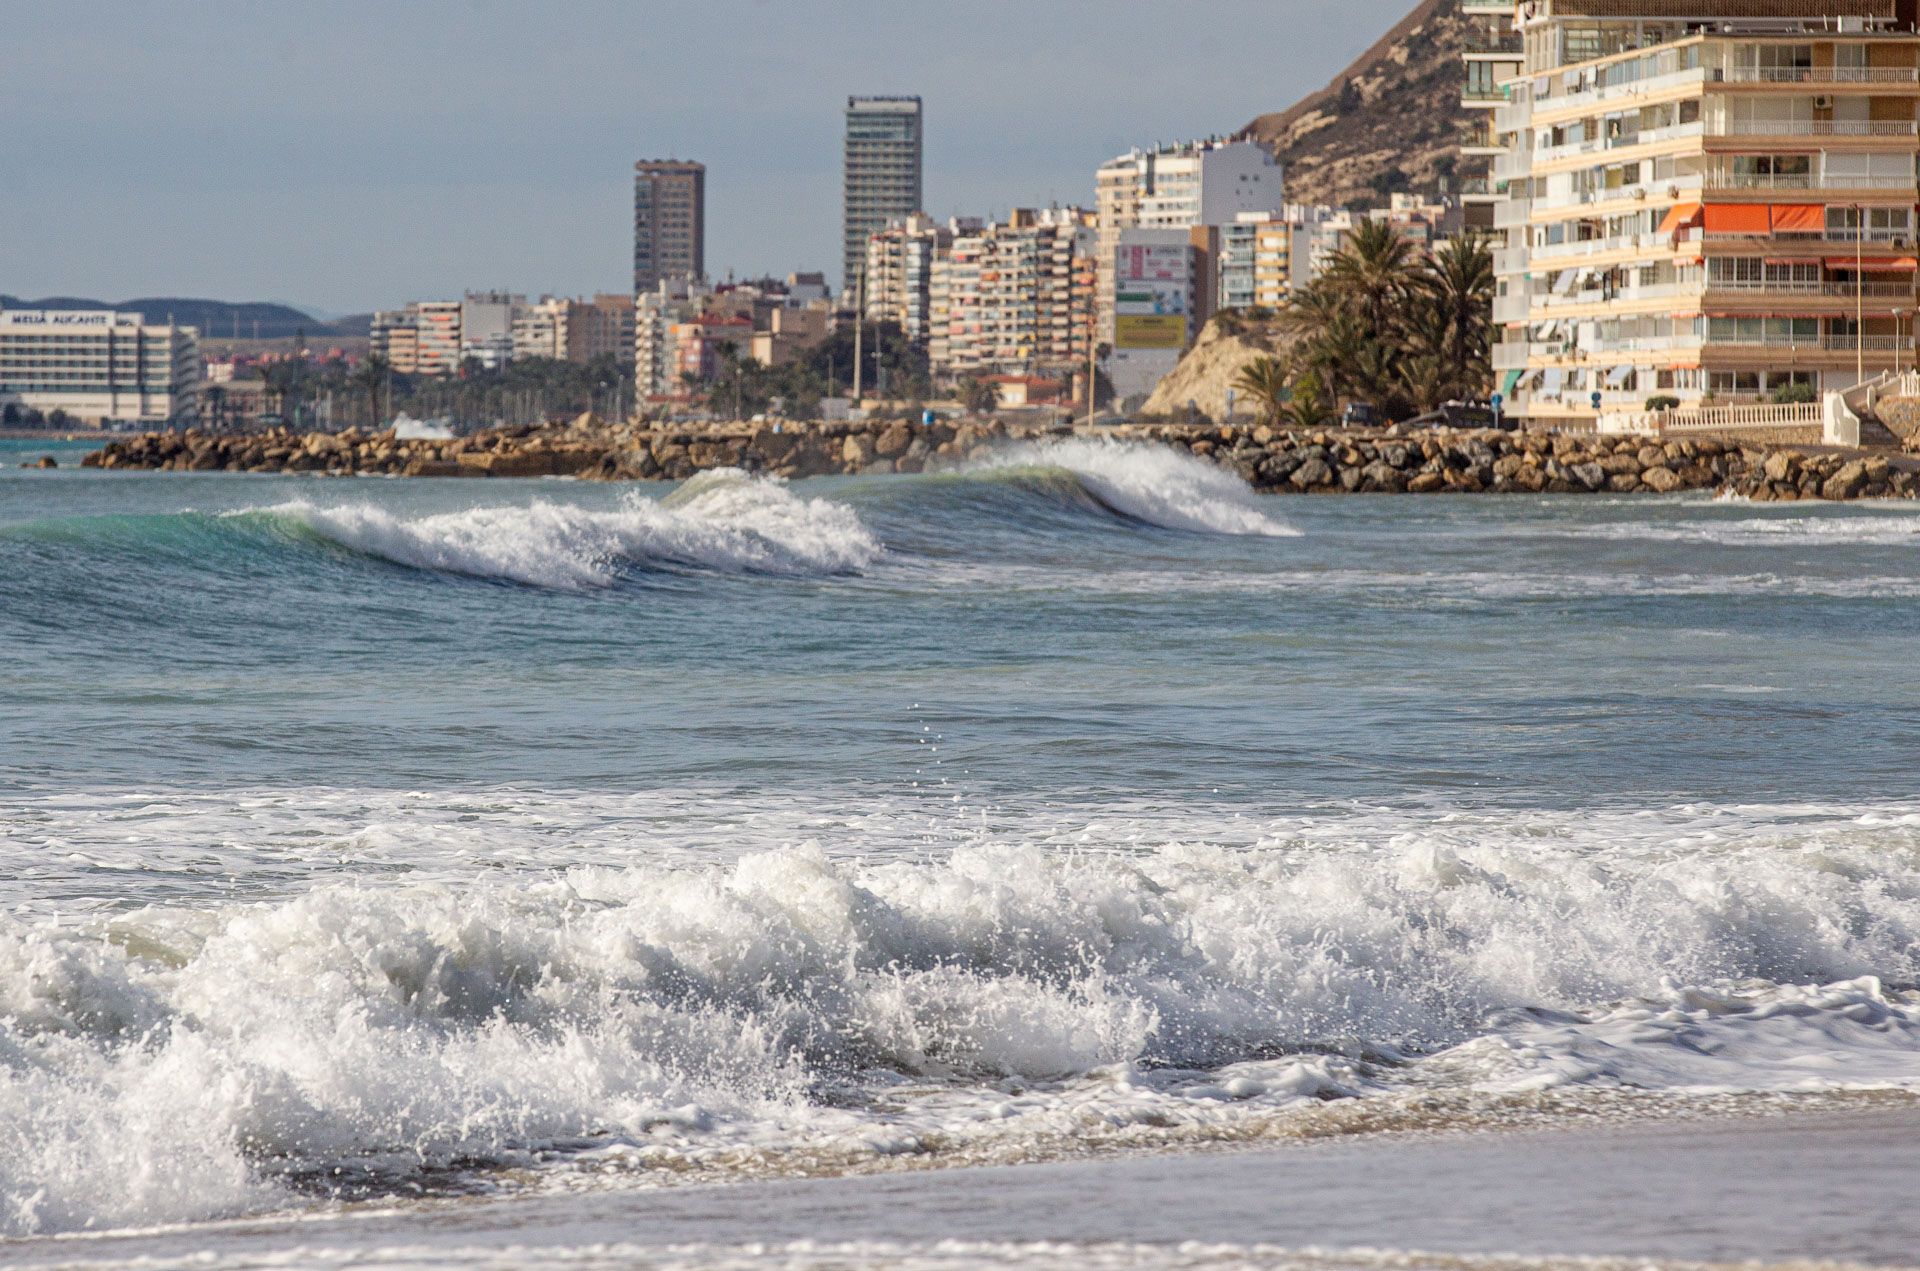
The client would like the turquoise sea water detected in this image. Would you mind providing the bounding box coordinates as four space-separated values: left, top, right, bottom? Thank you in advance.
3 434 1920 1246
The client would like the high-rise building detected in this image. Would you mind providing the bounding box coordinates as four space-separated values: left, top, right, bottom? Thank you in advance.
1093 140 1285 343
843 97 924 295
1486 0 1920 426
1460 1 1525 230
0 309 200 426
634 160 707 294
566 294 638 365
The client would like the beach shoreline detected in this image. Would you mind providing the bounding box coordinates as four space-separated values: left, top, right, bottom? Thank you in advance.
11 1100 1919 1269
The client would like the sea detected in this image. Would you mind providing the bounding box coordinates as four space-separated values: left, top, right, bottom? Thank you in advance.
3 433 1920 1268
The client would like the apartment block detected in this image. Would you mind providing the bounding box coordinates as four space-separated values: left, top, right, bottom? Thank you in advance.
843 97 925 294
864 213 971 341
565 294 638 365
1093 139 1286 342
926 207 1097 382
0 309 201 426
1488 0 1920 426
511 298 570 362
1462 0 1527 228
634 160 707 294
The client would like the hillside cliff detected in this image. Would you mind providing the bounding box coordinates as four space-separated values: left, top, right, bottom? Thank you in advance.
1242 0 1469 208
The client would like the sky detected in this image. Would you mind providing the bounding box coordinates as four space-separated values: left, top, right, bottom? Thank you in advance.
3 0 1383 316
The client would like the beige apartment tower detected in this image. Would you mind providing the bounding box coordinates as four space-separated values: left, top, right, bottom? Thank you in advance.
1487 0 1920 426
634 160 706 294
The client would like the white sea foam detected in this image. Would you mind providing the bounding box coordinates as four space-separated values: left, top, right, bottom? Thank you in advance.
965 439 1300 537
1539 509 1920 547
246 471 881 586
4 793 1920 1236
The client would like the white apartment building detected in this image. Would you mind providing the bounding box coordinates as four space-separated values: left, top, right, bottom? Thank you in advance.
511 298 571 362
1094 139 1286 341
0 309 201 427
926 208 1096 382
1488 0 1920 426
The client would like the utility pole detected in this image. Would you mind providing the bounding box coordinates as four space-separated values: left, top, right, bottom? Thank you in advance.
1857 202 1866 384
853 268 866 408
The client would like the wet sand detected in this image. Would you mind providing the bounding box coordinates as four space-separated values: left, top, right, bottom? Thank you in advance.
17 1104 1920 1269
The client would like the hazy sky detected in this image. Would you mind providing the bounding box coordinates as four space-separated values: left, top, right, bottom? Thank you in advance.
5 1 1380 315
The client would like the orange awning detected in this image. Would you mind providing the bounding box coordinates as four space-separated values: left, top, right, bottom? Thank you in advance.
1703 204 1772 234
1770 204 1826 232
1658 201 1704 234
1824 256 1919 270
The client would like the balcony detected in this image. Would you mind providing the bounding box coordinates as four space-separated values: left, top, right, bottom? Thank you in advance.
1532 119 1705 167
1715 66 1920 86
1705 280 1914 300
1705 171 1918 191
1713 118 1920 138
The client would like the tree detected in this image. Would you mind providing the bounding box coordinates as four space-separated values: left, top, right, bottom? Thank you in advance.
956 377 1000 415
1232 356 1291 426
350 354 390 427
1415 233 1495 400
1280 370 1333 430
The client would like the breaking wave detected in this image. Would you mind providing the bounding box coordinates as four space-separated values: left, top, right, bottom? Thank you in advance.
961 439 1300 537
5 798 1920 1236
247 470 882 587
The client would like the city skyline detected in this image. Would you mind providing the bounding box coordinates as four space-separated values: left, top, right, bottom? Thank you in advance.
4 0 1371 314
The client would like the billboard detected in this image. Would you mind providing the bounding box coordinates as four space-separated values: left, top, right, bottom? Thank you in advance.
1115 314 1188 350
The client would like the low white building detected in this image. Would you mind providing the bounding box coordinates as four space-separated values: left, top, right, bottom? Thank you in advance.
0 309 200 427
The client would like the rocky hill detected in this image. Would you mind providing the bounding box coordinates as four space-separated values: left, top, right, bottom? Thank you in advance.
1242 0 1470 208
1142 315 1291 422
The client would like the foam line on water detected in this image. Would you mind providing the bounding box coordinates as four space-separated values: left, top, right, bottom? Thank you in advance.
961 439 1300 537
240 470 881 587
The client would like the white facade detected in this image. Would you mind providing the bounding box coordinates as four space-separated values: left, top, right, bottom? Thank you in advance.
0 310 200 426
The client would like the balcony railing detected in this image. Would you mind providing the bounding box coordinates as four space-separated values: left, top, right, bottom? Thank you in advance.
1714 118 1920 138
1706 280 1914 299
1715 66 1920 85
1533 120 1704 166
1705 172 1918 191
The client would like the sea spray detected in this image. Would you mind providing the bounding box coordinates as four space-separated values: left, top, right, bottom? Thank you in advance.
5 800 1920 1235
962 439 1301 537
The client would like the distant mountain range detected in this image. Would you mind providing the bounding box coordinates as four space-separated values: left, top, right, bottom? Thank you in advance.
1242 0 1466 208
0 295 370 340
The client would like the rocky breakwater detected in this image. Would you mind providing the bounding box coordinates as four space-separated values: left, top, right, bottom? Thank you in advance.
1125 424 1754 496
81 418 1069 482
79 417 1920 501
80 425 615 478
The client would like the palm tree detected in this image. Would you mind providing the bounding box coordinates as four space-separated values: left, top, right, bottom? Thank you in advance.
957 377 999 415
1325 219 1418 336
1281 370 1333 430
351 354 390 428
1232 356 1291 426
1417 234 1495 399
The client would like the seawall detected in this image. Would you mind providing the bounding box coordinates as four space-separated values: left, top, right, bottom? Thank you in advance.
78 418 1920 501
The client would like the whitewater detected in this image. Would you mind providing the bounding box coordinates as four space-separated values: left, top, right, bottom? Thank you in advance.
5 435 1920 1267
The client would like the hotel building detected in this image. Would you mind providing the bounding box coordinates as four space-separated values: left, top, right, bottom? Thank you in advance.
634 160 707 294
0 309 200 427
843 97 925 296
1488 0 1920 426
